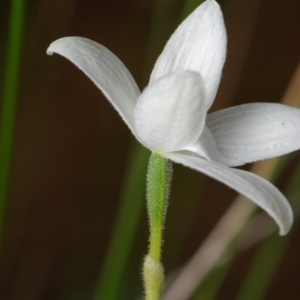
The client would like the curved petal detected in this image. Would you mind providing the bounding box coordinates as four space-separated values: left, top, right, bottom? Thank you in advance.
164 152 293 235
134 71 206 152
207 103 300 165
47 37 140 133
186 126 243 166
150 0 227 109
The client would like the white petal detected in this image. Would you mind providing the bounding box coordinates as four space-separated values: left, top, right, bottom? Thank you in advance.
164 152 293 235
207 103 300 165
150 0 227 109
47 37 140 133
134 71 206 152
186 126 243 166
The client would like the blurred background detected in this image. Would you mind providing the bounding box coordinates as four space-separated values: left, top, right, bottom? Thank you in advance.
0 0 300 299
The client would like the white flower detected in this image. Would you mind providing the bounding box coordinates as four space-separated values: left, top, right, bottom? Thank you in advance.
47 0 300 235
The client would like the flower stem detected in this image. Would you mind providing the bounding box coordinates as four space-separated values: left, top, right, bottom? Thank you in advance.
143 153 172 300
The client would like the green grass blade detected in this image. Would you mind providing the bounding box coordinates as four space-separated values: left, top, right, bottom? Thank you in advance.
93 143 149 300
235 233 292 300
235 160 300 300
0 0 26 246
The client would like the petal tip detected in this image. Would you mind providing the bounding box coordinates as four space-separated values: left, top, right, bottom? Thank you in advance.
279 228 290 236
203 0 221 11
46 48 53 55
278 208 293 236
46 37 71 55
46 40 60 55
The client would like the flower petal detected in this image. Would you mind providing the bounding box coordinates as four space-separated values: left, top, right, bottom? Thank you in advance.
134 71 206 152
186 126 243 166
207 103 300 165
164 152 293 235
150 0 226 109
47 37 140 133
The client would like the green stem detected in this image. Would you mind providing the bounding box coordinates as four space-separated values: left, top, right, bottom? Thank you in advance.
0 0 26 247
143 153 172 300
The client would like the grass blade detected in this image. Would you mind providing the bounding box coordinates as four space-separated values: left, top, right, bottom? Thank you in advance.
0 0 26 247
234 160 300 300
94 143 149 300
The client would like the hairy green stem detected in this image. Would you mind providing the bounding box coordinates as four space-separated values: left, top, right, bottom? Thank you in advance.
143 153 172 300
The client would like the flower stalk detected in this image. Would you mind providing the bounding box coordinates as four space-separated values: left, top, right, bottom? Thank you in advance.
143 153 172 300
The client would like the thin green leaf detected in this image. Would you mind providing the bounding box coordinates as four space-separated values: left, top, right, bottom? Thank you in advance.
93 143 149 300
235 159 300 300
235 233 292 300
0 0 26 247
